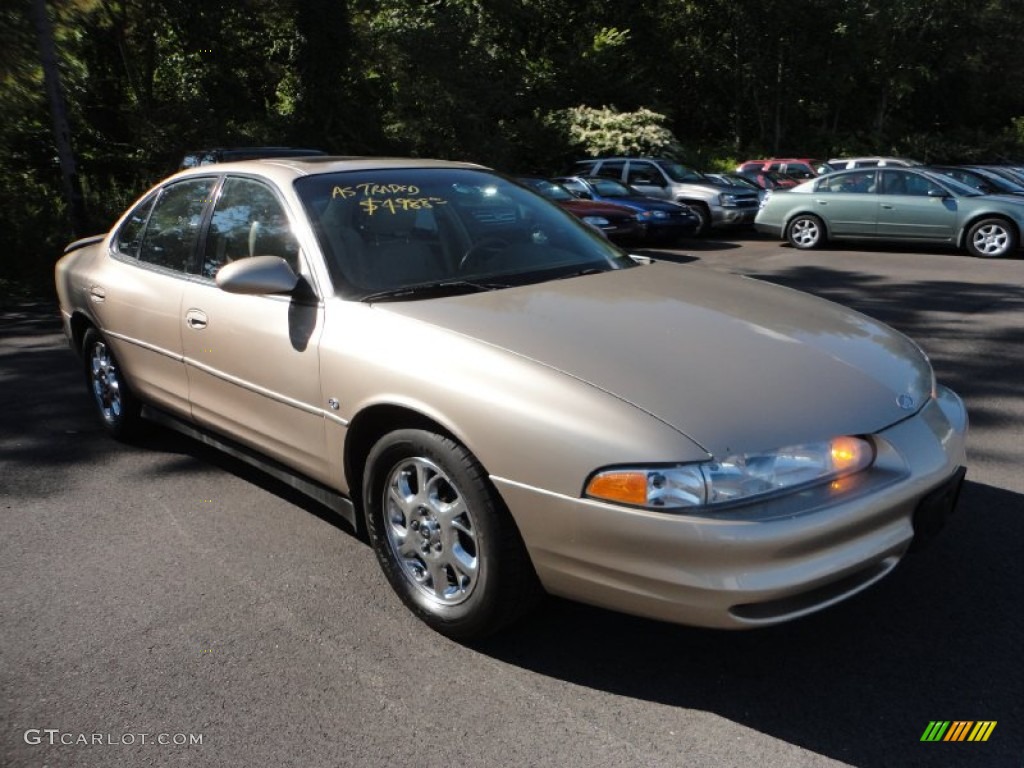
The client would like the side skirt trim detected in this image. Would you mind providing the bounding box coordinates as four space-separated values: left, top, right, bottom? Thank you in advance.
142 405 356 529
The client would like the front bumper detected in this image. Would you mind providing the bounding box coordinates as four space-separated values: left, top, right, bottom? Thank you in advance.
494 385 967 629
711 205 759 229
640 217 700 239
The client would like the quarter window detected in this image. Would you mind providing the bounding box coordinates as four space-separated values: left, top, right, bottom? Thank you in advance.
138 179 216 272
817 171 877 194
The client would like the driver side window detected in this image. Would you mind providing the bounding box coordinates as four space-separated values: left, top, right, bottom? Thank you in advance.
202 177 300 279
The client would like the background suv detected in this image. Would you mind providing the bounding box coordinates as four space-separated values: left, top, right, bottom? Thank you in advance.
570 157 759 235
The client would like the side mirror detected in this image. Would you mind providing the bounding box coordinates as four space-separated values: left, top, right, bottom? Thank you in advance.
216 255 300 295
927 188 950 198
575 190 593 200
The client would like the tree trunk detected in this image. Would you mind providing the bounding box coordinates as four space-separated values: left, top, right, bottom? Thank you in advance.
30 0 88 237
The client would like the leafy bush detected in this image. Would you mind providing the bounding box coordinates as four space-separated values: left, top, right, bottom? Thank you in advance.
546 106 684 158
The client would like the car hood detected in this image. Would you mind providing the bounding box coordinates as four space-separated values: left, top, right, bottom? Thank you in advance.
611 196 691 212
381 262 933 457
559 199 636 216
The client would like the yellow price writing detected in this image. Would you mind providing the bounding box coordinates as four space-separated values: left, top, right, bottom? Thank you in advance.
358 197 447 215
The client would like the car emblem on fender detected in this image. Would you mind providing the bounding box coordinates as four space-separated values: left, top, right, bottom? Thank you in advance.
897 393 916 410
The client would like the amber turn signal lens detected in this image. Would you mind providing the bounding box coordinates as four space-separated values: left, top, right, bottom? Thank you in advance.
586 471 648 505
830 436 869 473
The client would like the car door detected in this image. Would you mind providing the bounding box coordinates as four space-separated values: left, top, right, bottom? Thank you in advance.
875 170 959 242
810 170 879 236
95 177 217 415
180 175 329 480
624 160 672 200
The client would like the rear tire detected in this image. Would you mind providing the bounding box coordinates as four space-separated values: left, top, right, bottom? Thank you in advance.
363 429 541 641
787 214 826 249
82 328 142 439
966 217 1016 258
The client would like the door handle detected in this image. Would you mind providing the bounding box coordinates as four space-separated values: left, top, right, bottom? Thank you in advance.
185 309 208 329
816 200 828 205
881 204 894 209
89 284 106 302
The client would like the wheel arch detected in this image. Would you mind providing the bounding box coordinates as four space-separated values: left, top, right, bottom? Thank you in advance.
343 403 467 533
69 311 97 356
957 212 1019 249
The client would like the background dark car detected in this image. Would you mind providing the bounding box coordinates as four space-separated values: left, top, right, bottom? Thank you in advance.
928 165 1024 196
517 177 639 241
569 157 759 235
554 175 700 242
179 146 327 169
976 164 1024 187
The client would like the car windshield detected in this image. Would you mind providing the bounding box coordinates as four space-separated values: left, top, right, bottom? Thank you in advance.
296 168 634 300
724 174 761 189
588 178 633 197
657 161 707 183
519 178 575 202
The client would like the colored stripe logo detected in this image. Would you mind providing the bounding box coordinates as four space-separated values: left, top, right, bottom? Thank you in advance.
921 721 996 742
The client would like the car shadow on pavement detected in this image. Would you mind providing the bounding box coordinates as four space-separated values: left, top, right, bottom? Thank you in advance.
0 301 131 497
477 478 1024 767
778 240 1024 260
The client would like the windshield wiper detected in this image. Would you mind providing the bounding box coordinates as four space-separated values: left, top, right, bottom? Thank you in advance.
360 279 508 303
555 266 612 281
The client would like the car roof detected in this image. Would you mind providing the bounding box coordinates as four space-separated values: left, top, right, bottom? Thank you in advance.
827 156 922 165
170 156 489 185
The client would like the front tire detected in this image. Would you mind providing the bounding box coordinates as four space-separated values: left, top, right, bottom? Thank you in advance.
82 328 142 439
363 429 540 641
688 203 711 236
787 214 826 249
966 217 1016 258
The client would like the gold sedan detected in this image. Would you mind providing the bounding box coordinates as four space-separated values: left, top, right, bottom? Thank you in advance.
56 158 968 640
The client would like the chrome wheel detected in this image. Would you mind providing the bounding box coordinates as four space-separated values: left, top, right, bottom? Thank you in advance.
788 215 824 249
82 328 141 438
89 340 123 424
382 456 479 606
968 220 1012 258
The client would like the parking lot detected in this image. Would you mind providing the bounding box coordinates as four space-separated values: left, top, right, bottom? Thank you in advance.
2 234 1022 768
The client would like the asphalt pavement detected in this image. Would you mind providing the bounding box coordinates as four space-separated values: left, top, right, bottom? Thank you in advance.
2 234 1022 767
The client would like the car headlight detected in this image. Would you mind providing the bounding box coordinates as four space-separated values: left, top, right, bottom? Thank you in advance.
720 193 740 207
585 437 874 511
635 211 653 222
581 216 610 227
651 210 669 219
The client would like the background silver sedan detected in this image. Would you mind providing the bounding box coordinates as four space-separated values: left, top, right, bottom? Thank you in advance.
56 158 967 640
756 166 1024 258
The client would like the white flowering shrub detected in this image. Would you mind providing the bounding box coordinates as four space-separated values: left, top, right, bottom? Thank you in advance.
547 105 684 157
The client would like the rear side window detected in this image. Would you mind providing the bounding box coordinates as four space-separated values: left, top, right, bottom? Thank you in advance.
113 195 156 258
594 161 625 181
817 170 876 194
626 162 666 187
138 178 217 272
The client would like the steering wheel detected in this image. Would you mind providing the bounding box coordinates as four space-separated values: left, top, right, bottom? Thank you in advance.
458 237 510 272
